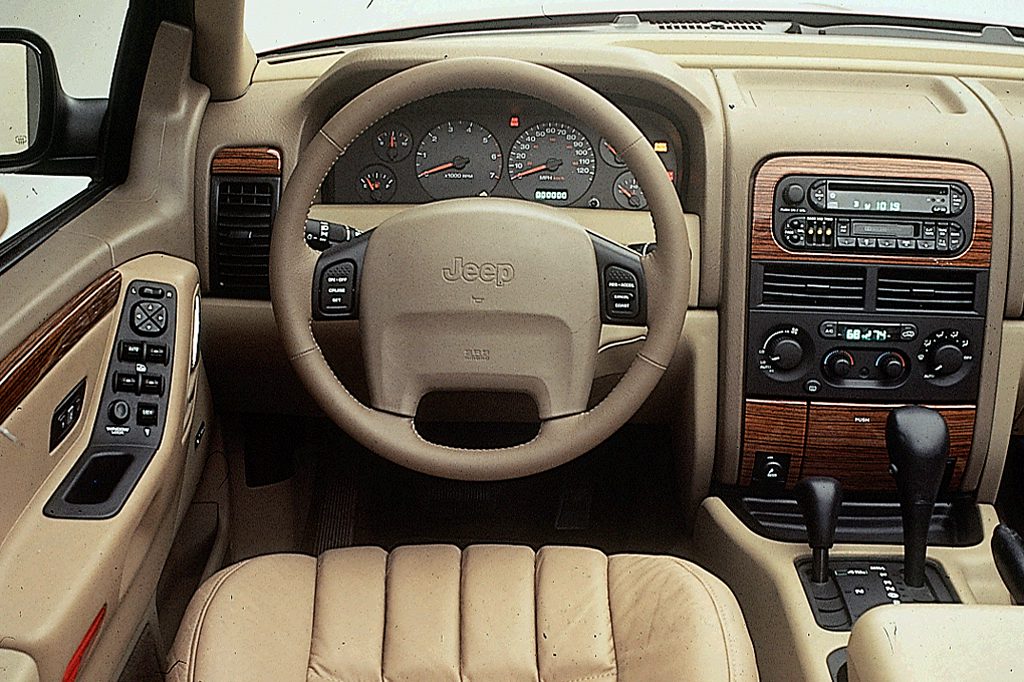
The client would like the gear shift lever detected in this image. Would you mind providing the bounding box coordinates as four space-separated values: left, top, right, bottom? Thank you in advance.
795 477 842 583
886 406 949 588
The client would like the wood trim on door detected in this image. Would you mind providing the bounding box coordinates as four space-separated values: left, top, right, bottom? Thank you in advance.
751 156 992 267
0 270 121 424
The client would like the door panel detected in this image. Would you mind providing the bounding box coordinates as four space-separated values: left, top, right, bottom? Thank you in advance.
0 254 212 682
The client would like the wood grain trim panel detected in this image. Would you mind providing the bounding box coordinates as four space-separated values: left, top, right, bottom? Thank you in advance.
751 156 992 267
740 399 974 492
740 399 808 489
803 403 973 492
211 147 282 176
0 270 121 424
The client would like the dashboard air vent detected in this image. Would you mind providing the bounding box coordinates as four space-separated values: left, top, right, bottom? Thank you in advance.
761 264 867 309
876 268 977 312
654 20 767 31
210 177 280 299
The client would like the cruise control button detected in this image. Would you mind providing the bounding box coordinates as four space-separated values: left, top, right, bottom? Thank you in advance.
319 261 356 315
605 265 640 319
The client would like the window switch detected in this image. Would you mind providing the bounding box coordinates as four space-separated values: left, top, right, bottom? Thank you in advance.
118 341 144 362
137 403 158 426
140 374 164 395
114 372 139 394
144 343 168 365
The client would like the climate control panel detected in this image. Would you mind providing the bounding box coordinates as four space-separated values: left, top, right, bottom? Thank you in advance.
748 312 983 402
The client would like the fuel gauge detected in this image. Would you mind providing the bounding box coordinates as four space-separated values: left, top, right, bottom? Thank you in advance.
356 165 397 203
373 125 413 163
613 171 647 210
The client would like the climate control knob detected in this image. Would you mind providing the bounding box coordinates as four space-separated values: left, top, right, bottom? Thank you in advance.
766 335 805 371
823 350 854 380
929 344 965 377
919 329 972 382
876 352 907 380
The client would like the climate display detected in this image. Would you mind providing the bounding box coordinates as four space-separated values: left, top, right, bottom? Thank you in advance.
837 323 897 343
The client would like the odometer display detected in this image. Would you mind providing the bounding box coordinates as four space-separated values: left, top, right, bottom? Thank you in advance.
508 121 595 206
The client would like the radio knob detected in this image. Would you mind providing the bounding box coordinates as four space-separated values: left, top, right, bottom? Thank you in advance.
766 335 805 371
929 344 965 376
876 352 907 380
823 350 854 379
782 183 805 206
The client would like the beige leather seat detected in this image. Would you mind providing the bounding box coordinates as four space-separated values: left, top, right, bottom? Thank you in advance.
167 544 758 681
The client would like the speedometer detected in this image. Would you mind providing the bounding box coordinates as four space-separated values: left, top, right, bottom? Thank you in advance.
508 121 596 206
415 120 502 200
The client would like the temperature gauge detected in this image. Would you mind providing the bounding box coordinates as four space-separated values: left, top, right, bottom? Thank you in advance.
356 165 397 203
373 125 413 163
613 171 647 210
599 138 626 167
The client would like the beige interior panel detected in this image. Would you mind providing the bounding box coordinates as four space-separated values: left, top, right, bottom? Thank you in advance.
0 255 211 682
0 22 207 363
846 604 1024 682
693 498 1012 682
0 650 38 682
978 322 1024 501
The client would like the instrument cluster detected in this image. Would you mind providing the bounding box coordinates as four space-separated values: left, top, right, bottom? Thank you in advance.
322 92 683 210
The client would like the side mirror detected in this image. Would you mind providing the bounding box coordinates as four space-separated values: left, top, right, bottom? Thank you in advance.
0 29 59 172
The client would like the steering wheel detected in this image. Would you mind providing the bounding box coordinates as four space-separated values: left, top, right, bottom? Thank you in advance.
269 57 690 481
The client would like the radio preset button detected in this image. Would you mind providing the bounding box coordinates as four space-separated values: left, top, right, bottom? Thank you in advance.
856 237 877 248
837 237 856 248
897 238 916 250
916 240 935 251
877 238 896 249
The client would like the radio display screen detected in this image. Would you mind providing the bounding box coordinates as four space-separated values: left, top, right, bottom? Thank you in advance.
826 181 949 214
836 323 897 343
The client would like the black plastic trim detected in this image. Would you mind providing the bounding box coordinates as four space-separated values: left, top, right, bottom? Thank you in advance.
717 488 985 546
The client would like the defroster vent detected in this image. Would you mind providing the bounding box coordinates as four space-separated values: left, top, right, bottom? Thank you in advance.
876 268 977 313
760 263 867 309
210 177 280 298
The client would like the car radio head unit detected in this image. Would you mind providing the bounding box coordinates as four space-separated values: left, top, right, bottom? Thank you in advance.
773 175 973 257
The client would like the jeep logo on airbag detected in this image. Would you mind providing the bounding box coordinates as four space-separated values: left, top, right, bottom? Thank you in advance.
442 257 515 287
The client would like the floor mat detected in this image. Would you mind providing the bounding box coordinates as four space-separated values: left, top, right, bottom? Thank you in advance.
304 422 691 557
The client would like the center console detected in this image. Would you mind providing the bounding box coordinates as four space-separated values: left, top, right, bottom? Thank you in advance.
740 156 992 495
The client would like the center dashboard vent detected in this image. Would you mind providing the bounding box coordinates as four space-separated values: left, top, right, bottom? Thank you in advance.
760 263 867 309
876 268 977 312
210 176 280 299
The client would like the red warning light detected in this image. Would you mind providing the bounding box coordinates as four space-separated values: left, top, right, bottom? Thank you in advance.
509 116 520 128
667 170 676 182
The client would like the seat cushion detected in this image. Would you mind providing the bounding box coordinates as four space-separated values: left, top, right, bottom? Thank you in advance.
167 545 758 682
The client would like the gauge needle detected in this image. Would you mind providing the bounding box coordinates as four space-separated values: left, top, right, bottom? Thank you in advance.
604 140 618 155
617 185 634 198
389 132 396 148
512 157 562 180
365 178 380 191
418 156 470 178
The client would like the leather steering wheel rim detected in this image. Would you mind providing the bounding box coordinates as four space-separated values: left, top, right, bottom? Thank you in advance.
269 57 690 481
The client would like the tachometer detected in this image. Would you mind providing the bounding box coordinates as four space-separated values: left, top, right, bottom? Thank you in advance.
415 120 502 199
508 121 595 205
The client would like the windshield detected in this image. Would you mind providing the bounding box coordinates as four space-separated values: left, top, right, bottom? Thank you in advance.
245 0 1024 53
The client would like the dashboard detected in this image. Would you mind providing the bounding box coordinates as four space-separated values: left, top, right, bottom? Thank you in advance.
321 91 683 210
